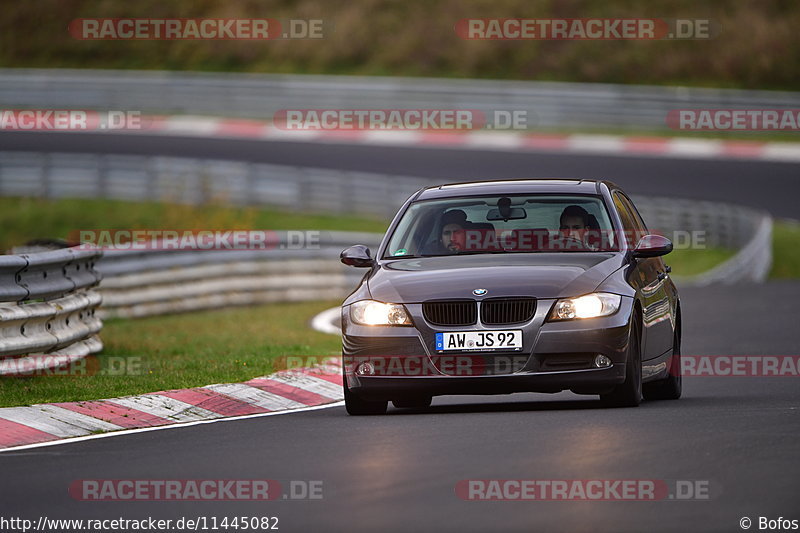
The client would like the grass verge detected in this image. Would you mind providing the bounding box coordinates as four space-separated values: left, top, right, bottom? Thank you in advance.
667 247 737 278
0 300 342 407
770 220 800 278
0 197 388 252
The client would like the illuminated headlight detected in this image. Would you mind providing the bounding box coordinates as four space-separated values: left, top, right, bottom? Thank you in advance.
350 300 412 326
549 293 621 321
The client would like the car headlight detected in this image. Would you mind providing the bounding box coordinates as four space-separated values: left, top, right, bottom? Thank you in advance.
350 300 412 326
549 292 621 321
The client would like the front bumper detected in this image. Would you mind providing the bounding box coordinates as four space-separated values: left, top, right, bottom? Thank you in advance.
342 297 634 400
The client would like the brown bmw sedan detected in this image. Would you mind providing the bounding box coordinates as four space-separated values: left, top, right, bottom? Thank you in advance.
340 179 681 415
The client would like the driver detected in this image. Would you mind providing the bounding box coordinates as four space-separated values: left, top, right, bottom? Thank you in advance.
422 209 468 255
559 205 590 240
556 205 594 250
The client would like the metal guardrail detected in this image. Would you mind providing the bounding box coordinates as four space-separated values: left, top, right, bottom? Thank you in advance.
1 69 798 131
636 196 773 284
0 150 774 254
0 151 430 219
632 196 768 251
689 215 773 286
95 232 382 318
0 247 103 376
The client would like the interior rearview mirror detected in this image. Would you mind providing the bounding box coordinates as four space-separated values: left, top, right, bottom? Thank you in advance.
486 207 527 221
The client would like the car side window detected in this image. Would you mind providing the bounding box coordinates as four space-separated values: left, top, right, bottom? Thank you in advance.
613 192 643 248
618 193 648 232
613 193 636 231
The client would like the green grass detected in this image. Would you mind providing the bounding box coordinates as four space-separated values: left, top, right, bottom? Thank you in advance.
0 300 342 407
770 220 800 278
667 247 737 278
0 197 388 252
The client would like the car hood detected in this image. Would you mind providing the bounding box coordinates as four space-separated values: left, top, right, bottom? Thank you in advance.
368 253 625 303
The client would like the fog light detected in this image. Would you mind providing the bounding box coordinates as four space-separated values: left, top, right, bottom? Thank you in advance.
594 355 612 368
356 362 376 376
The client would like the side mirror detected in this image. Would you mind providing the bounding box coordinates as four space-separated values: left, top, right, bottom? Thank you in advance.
340 245 374 267
632 234 673 258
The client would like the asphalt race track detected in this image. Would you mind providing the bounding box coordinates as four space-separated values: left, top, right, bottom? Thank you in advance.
1 282 798 532
1 130 799 218
1 133 798 532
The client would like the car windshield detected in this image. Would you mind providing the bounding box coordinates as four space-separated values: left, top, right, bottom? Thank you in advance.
383 194 619 258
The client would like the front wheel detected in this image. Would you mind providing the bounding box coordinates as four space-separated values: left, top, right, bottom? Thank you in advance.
600 313 642 408
344 377 387 416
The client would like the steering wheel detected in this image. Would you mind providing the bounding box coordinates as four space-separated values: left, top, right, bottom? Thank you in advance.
550 235 591 251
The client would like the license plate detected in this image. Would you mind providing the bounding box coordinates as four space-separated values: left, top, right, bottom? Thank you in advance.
435 330 523 352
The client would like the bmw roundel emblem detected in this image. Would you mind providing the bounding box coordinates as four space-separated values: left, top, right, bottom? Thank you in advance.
472 288 488 296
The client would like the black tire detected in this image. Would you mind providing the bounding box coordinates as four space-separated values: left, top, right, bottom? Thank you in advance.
392 396 433 409
643 329 682 401
600 312 642 408
343 376 387 416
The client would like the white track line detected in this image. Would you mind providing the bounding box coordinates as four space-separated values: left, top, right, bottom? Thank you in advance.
161 116 221 135
568 134 627 153
310 306 342 335
761 143 800 162
667 138 724 158
0 402 344 454
464 132 524 149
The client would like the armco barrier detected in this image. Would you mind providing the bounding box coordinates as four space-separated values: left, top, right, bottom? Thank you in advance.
95 232 382 318
0 69 798 131
0 247 103 376
0 150 774 254
0 151 431 219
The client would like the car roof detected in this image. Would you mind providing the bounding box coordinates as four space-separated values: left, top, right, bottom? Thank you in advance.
414 179 617 201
